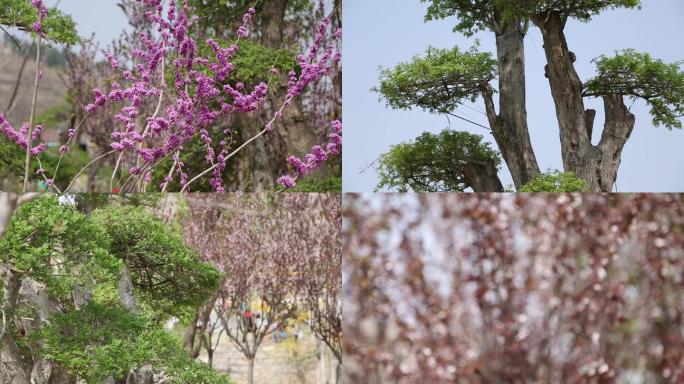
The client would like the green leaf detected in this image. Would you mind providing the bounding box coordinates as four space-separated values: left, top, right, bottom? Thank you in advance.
374 46 497 114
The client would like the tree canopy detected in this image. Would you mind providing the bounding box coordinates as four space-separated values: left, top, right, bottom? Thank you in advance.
374 46 497 114
0 196 227 384
375 129 501 192
584 49 684 129
508 0 641 22
0 0 79 44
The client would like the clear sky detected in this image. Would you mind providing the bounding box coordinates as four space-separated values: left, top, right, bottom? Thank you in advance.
343 1 684 192
49 1 129 46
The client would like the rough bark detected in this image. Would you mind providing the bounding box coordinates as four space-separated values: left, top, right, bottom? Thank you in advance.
596 94 635 191
463 160 504 192
236 114 274 191
537 12 595 182
489 17 540 188
535 12 635 191
259 0 288 48
237 0 291 190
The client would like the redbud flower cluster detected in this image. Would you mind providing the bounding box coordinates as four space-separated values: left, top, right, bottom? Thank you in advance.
0 117 46 156
0 1 48 160
0 0 341 192
31 0 47 34
277 120 342 189
81 0 340 191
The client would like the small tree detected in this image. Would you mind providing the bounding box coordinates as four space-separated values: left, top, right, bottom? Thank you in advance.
0 195 226 384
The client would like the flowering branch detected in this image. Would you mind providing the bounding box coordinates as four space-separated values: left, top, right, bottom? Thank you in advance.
277 119 342 189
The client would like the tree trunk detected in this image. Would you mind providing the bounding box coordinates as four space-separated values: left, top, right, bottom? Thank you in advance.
596 94 635 191
537 12 592 173
335 359 341 384
237 114 275 191
259 0 288 48
246 356 255 384
536 12 633 191
489 18 540 188
463 160 504 192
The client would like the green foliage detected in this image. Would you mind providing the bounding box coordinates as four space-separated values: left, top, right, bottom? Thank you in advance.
375 129 501 192
584 49 684 129
230 40 298 86
0 137 91 192
189 0 312 38
0 196 119 302
0 0 79 44
90 206 222 313
518 170 589 192
35 303 231 384
423 0 498 35
196 39 298 87
423 1 641 33
287 176 342 192
508 0 641 22
374 46 497 114
1 197 228 383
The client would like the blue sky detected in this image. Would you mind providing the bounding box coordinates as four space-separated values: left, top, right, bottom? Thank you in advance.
50 1 129 46
343 1 684 192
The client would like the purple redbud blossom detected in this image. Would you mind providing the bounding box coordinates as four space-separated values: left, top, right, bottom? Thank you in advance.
277 175 297 189
73 0 340 192
30 143 46 156
93 89 108 106
277 120 342 186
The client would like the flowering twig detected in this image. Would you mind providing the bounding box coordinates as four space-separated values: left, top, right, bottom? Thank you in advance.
22 1 47 192
277 120 342 189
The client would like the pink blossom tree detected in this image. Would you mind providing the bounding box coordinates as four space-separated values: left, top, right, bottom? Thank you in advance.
344 194 684 384
182 193 341 384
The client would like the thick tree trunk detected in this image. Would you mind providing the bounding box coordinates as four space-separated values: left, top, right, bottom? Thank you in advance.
237 114 275 191
538 12 596 182
490 19 540 188
596 94 635 191
463 161 504 192
237 0 291 190
261 0 317 179
536 12 634 191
